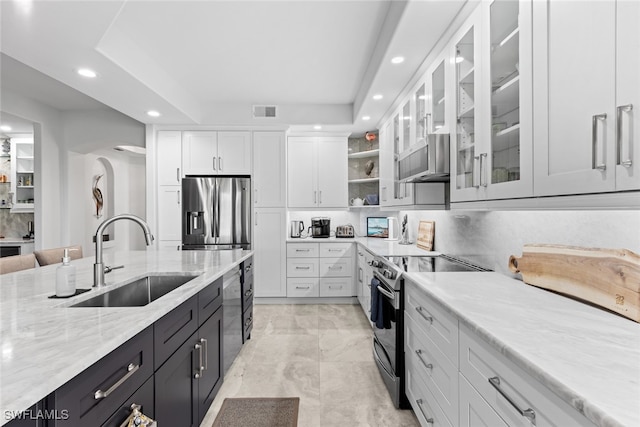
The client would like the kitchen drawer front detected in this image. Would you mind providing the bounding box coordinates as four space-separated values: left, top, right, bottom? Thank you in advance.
319 257 352 278
405 282 458 365
287 277 320 297
459 324 597 427
286 243 319 258
406 355 453 427
198 277 223 326
154 294 199 370
405 314 458 425
319 277 353 297
243 302 253 342
242 270 254 311
459 374 508 427
101 376 154 427
319 243 353 258
286 258 319 277
52 326 154 426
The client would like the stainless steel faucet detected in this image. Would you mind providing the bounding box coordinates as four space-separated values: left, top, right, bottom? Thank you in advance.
93 214 154 287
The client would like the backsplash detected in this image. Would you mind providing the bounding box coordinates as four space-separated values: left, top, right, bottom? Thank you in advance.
0 210 34 239
396 210 640 275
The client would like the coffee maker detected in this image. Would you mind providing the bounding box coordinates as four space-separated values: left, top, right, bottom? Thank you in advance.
310 217 330 238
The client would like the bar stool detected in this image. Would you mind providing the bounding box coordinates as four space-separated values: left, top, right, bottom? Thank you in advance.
0 253 36 274
34 245 83 266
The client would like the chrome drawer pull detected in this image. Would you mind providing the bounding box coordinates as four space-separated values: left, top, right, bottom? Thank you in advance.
200 338 208 372
245 317 253 328
328 266 343 270
296 286 310 290
488 376 536 423
94 363 140 400
415 349 433 370
415 306 433 324
194 343 204 379
295 266 311 270
415 399 434 424
244 288 254 297
295 249 311 252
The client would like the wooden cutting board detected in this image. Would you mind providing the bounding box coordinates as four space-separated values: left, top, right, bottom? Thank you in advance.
416 221 435 251
509 244 640 322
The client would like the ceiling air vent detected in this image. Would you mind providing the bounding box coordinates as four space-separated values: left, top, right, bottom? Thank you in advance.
253 105 277 118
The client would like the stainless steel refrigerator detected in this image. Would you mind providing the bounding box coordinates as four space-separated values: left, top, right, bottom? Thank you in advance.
182 176 251 250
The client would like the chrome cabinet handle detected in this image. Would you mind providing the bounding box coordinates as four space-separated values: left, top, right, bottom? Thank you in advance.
488 376 536 423
255 211 258 226
295 266 311 270
295 249 311 252
473 155 480 188
176 167 180 182
319 190 322 204
201 338 208 372
415 399 434 424
328 266 343 271
177 190 180 204
328 285 343 289
415 349 433 370
415 306 433 324
219 157 222 171
245 316 253 328
94 363 140 400
359 267 363 283
194 343 203 379
314 191 317 204
479 153 488 187
244 288 254 297
592 113 607 170
381 186 387 202
213 157 217 171
254 188 258 204
296 286 310 289
617 104 633 167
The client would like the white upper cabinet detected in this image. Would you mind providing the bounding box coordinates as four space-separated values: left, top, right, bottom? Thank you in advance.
533 0 639 195
182 131 251 176
287 136 347 208
428 54 451 135
157 131 182 186
157 186 182 242
253 131 285 207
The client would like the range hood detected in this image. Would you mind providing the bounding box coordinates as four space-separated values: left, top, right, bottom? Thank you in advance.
398 134 450 182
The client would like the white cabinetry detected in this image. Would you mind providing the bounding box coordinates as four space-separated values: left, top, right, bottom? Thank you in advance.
286 242 354 298
9 136 34 213
182 131 251 176
533 0 640 195
157 186 182 242
287 136 347 208
253 132 285 207
157 131 182 186
156 131 182 247
253 208 286 297
356 245 375 324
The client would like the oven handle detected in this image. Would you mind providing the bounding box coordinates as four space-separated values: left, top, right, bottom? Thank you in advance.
373 271 396 301
373 337 395 378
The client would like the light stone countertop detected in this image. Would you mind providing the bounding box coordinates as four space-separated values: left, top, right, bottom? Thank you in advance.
403 271 640 427
286 236 440 257
0 248 253 426
0 239 33 245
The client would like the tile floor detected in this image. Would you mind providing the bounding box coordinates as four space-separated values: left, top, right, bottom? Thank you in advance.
201 304 420 427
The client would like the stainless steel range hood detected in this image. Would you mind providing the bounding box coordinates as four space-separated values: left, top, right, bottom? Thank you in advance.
398 134 450 182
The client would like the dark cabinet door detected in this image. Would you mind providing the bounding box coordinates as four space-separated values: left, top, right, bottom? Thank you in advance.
3 402 46 427
154 331 199 427
154 294 198 370
197 306 224 424
101 376 154 427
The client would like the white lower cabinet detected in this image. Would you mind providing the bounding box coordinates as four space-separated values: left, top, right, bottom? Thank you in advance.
286 242 354 298
253 208 286 297
356 245 375 323
404 280 597 427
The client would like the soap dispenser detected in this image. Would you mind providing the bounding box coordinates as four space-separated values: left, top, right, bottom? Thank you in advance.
56 249 77 297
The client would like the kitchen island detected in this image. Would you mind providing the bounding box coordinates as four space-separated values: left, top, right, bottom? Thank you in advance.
0 248 252 426
403 271 640 427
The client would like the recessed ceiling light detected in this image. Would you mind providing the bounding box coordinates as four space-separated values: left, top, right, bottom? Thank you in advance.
362 116 371 121
313 125 322 130
372 94 383 101
77 68 97 78
0 125 12 132
391 56 405 64
147 110 161 117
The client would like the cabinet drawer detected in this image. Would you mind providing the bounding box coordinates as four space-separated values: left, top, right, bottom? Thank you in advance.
405 314 458 426
319 277 353 297
51 326 154 426
287 258 319 277
287 243 319 258
198 277 223 326
319 243 353 258
154 295 199 370
101 376 154 427
242 261 254 311
405 282 458 365
459 324 596 427
287 278 320 297
459 374 508 427
319 257 352 277
406 356 453 427
243 303 253 342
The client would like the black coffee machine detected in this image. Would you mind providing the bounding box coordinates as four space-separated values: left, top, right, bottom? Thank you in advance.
310 217 330 238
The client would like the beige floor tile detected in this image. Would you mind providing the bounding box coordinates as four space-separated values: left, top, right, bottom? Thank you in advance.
319 330 374 363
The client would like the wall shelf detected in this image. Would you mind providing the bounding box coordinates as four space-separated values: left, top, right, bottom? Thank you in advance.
348 149 379 159
348 177 379 184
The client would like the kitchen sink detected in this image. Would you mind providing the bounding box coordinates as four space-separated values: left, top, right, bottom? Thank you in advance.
70 274 198 307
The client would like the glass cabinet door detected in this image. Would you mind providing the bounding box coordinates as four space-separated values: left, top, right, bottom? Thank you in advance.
415 83 427 141
489 0 520 185
402 100 411 152
455 26 476 191
431 60 446 132
393 113 401 199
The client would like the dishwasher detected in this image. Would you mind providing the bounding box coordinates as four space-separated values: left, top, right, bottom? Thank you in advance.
222 265 243 375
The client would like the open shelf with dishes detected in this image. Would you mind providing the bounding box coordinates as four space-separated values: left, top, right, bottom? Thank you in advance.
10 136 35 212
348 132 380 207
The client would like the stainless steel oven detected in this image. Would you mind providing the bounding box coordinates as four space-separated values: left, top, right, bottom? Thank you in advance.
370 254 491 409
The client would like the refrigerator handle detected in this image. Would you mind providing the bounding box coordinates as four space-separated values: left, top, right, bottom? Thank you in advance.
215 181 221 244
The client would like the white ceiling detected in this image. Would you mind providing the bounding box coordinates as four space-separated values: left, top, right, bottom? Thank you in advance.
1 0 467 135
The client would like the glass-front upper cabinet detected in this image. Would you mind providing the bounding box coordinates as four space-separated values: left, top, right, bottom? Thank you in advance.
401 100 411 152
431 60 446 132
415 83 427 142
454 24 477 192
489 0 521 185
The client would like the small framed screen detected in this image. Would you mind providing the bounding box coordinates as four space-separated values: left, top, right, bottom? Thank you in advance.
367 217 388 238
